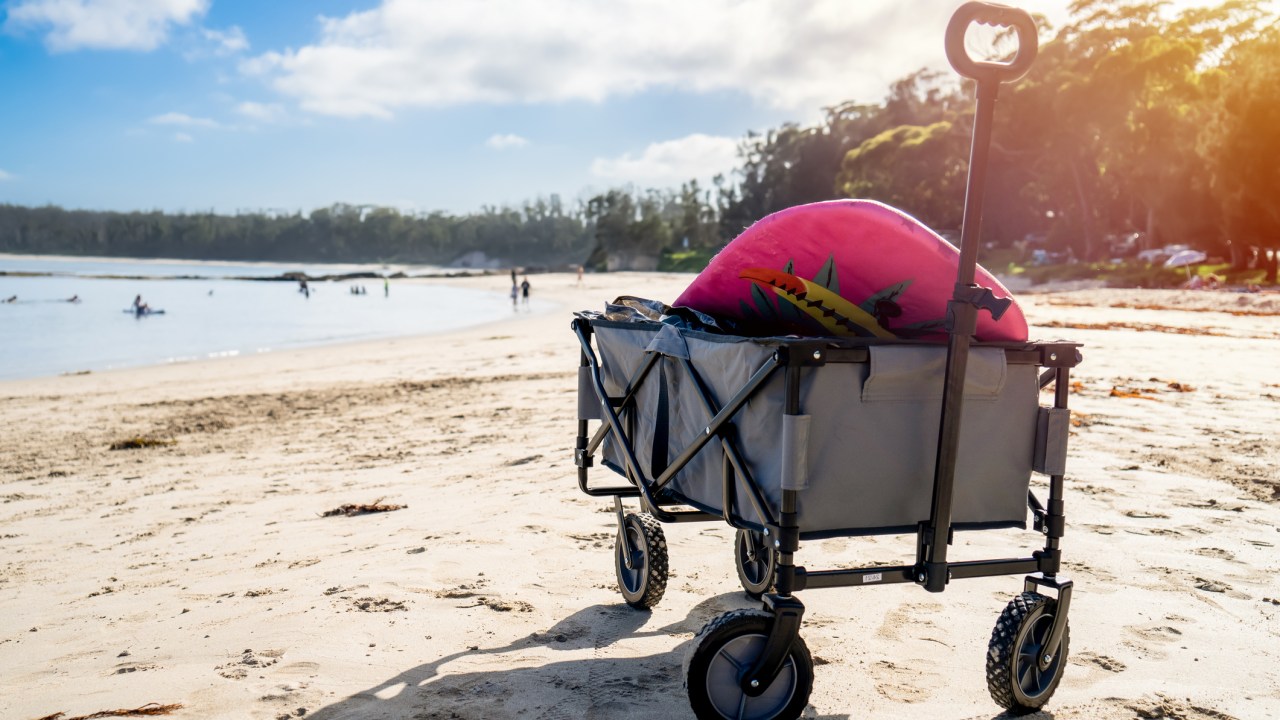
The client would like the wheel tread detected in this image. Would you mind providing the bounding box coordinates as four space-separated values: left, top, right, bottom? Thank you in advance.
616 512 668 609
987 591 1069 715
684 608 813 720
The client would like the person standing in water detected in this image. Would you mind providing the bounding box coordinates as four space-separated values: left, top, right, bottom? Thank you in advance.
520 276 531 308
510 282 519 310
384 278 390 297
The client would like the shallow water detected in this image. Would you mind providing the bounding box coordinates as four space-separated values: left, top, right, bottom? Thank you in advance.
0 256 523 381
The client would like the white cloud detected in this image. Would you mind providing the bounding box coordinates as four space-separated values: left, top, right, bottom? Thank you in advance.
486 133 528 150
202 25 247 55
591 134 739 189
240 0 968 119
6 0 209 52
0 169 14 181
149 111 219 128
236 101 286 123
173 132 193 142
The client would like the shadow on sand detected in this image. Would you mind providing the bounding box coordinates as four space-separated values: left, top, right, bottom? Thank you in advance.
304 592 1050 720
304 593 860 720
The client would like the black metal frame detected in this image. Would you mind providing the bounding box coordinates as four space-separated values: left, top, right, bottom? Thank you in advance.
574 317 1080 688
571 1 1076 697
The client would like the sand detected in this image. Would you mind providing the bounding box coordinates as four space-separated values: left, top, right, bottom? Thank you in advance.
1 273 1278 720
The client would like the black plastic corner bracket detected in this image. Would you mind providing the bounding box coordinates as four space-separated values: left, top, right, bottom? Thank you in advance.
922 561 949 593
955 283 1013 319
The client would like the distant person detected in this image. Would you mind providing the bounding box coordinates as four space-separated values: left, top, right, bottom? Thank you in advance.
132 294 149 314
521 276 531 307
4 295 16 303
576 265 584 286
510 282 519 310
67 295 80 303
511 268 517 286
384 278 390 297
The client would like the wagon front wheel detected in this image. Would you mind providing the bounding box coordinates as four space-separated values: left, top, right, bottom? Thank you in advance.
987 591 1070 714
734 528 777 599
685 609 813 720
614 512 667 609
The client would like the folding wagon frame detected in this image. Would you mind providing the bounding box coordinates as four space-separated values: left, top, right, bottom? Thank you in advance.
574 317 1081 716
567 4 1083 717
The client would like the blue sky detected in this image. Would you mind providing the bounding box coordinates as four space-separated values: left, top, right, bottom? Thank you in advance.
0 0 1146 216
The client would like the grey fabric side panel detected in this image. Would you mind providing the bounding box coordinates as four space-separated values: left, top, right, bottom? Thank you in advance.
645 323 691 359
795 354 1036 532
781 415 811 491
592 325 1037 534
578 367 602 420
663 333 781 526
862 346 1006 402
1034 407 1071 476
595 325 660 481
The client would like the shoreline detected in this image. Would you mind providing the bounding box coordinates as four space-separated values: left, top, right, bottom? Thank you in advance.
1 274 1278 719
0 274 545 386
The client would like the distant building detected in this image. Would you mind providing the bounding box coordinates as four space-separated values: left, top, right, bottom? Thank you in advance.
605 250 660 272
450 250 507 269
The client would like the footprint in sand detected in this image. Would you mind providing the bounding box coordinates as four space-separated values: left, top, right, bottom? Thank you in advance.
1123 622 1184 661
876 601 944 642
869 660 934 704
218 648 284 679
112 662 158 675
1072 650 1127 673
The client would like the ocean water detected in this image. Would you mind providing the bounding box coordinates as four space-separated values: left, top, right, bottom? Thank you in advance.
0 256 527 381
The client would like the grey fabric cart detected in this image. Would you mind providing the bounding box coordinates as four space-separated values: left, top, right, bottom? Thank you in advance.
570 5 1081 718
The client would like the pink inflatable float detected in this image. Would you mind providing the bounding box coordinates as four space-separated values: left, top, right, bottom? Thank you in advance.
673 199 1027 342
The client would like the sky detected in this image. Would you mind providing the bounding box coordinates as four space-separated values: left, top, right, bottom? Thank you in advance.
0 0 1227 217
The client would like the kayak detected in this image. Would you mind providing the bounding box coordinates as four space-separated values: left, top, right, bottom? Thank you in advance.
123 308 166 316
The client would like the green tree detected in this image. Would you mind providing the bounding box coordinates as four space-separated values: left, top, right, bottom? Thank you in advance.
1199 25 1280 278
835 121 968 230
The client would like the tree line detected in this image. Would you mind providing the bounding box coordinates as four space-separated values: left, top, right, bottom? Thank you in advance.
1 0 1276 279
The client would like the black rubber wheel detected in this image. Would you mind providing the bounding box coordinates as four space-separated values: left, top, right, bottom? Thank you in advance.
734 529 777 599
685 609 813 720
987 591 1070 714
614 512 668 609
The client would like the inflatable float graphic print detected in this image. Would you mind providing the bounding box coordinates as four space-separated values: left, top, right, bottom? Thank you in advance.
673 199 1029 342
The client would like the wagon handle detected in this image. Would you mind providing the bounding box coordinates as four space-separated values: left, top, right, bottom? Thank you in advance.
922 2 1039 594
945 1 1038 85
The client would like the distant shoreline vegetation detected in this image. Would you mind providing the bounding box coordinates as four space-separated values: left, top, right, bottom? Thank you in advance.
1 2 1276 281
0 266 482 283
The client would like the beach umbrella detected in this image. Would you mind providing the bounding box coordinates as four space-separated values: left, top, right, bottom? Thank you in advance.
1164 249 1207 277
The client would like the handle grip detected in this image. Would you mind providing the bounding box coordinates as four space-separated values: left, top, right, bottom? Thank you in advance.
945 2 1038 85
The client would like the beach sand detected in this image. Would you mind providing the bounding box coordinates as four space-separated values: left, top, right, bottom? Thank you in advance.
1 273 1278 720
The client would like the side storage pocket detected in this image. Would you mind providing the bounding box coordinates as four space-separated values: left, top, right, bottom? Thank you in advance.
1033 407 1070 476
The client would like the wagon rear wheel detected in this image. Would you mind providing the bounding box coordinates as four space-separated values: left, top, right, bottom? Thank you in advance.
734 528 776 599
614 512 667 609
987 591 1069 714
685 609 813 720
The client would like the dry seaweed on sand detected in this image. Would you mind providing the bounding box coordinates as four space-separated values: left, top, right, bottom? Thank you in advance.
35 703 183 720
108 437 175 451
320 498 407 517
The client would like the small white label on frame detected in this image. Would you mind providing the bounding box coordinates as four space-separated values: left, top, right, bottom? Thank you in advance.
863 573 883 583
